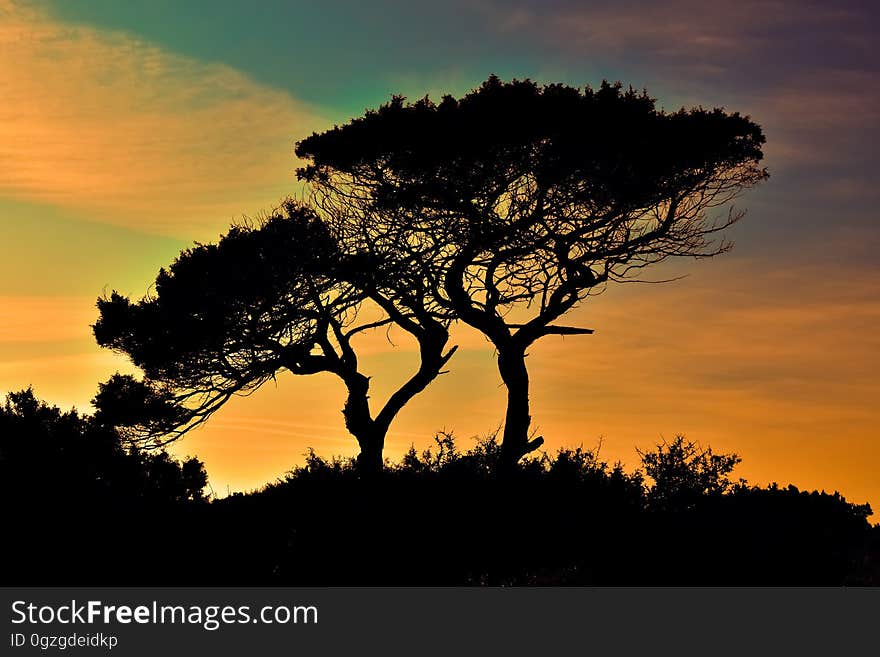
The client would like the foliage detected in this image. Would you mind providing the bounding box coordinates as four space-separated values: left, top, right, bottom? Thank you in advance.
92 202 344 445
639 435 742 510
0 388 206 504
0 388 208 583
2 399 876 585
218 433 874 586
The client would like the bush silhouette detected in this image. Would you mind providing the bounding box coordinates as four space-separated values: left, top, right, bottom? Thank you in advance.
193 433 876 585
2 388 876 585
0 388 207 583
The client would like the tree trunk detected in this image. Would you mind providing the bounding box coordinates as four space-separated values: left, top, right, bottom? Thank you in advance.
355 433 385 476
337 330 454 477
341 372 384 477
497 345 544 472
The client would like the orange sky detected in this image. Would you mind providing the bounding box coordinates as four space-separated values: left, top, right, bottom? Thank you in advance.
1 0 877 511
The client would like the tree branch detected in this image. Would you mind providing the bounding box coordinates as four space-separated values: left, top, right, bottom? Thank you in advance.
507 324 595 336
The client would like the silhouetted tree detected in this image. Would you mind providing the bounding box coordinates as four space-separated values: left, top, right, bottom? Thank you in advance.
93 201 454 473
296 76 768 469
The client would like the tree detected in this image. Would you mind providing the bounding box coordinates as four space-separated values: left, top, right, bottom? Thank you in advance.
93 201 455 474
296 75 768 469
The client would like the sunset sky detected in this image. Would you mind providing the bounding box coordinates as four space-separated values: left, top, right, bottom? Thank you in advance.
1 0 877 508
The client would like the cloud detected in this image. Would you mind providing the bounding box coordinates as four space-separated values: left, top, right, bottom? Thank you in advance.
746 69 880 175
0 0 327 237
479 0 873 76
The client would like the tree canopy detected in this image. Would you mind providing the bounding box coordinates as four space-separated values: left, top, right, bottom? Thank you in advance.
296 75 768 468
94 203 342 439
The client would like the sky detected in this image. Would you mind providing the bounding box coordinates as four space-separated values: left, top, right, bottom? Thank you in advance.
1 0 878 507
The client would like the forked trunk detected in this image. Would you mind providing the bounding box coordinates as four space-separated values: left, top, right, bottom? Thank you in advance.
339 330 454 477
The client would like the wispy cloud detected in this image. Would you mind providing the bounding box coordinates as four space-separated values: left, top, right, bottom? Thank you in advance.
0 0 326 237
478 0 874 77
